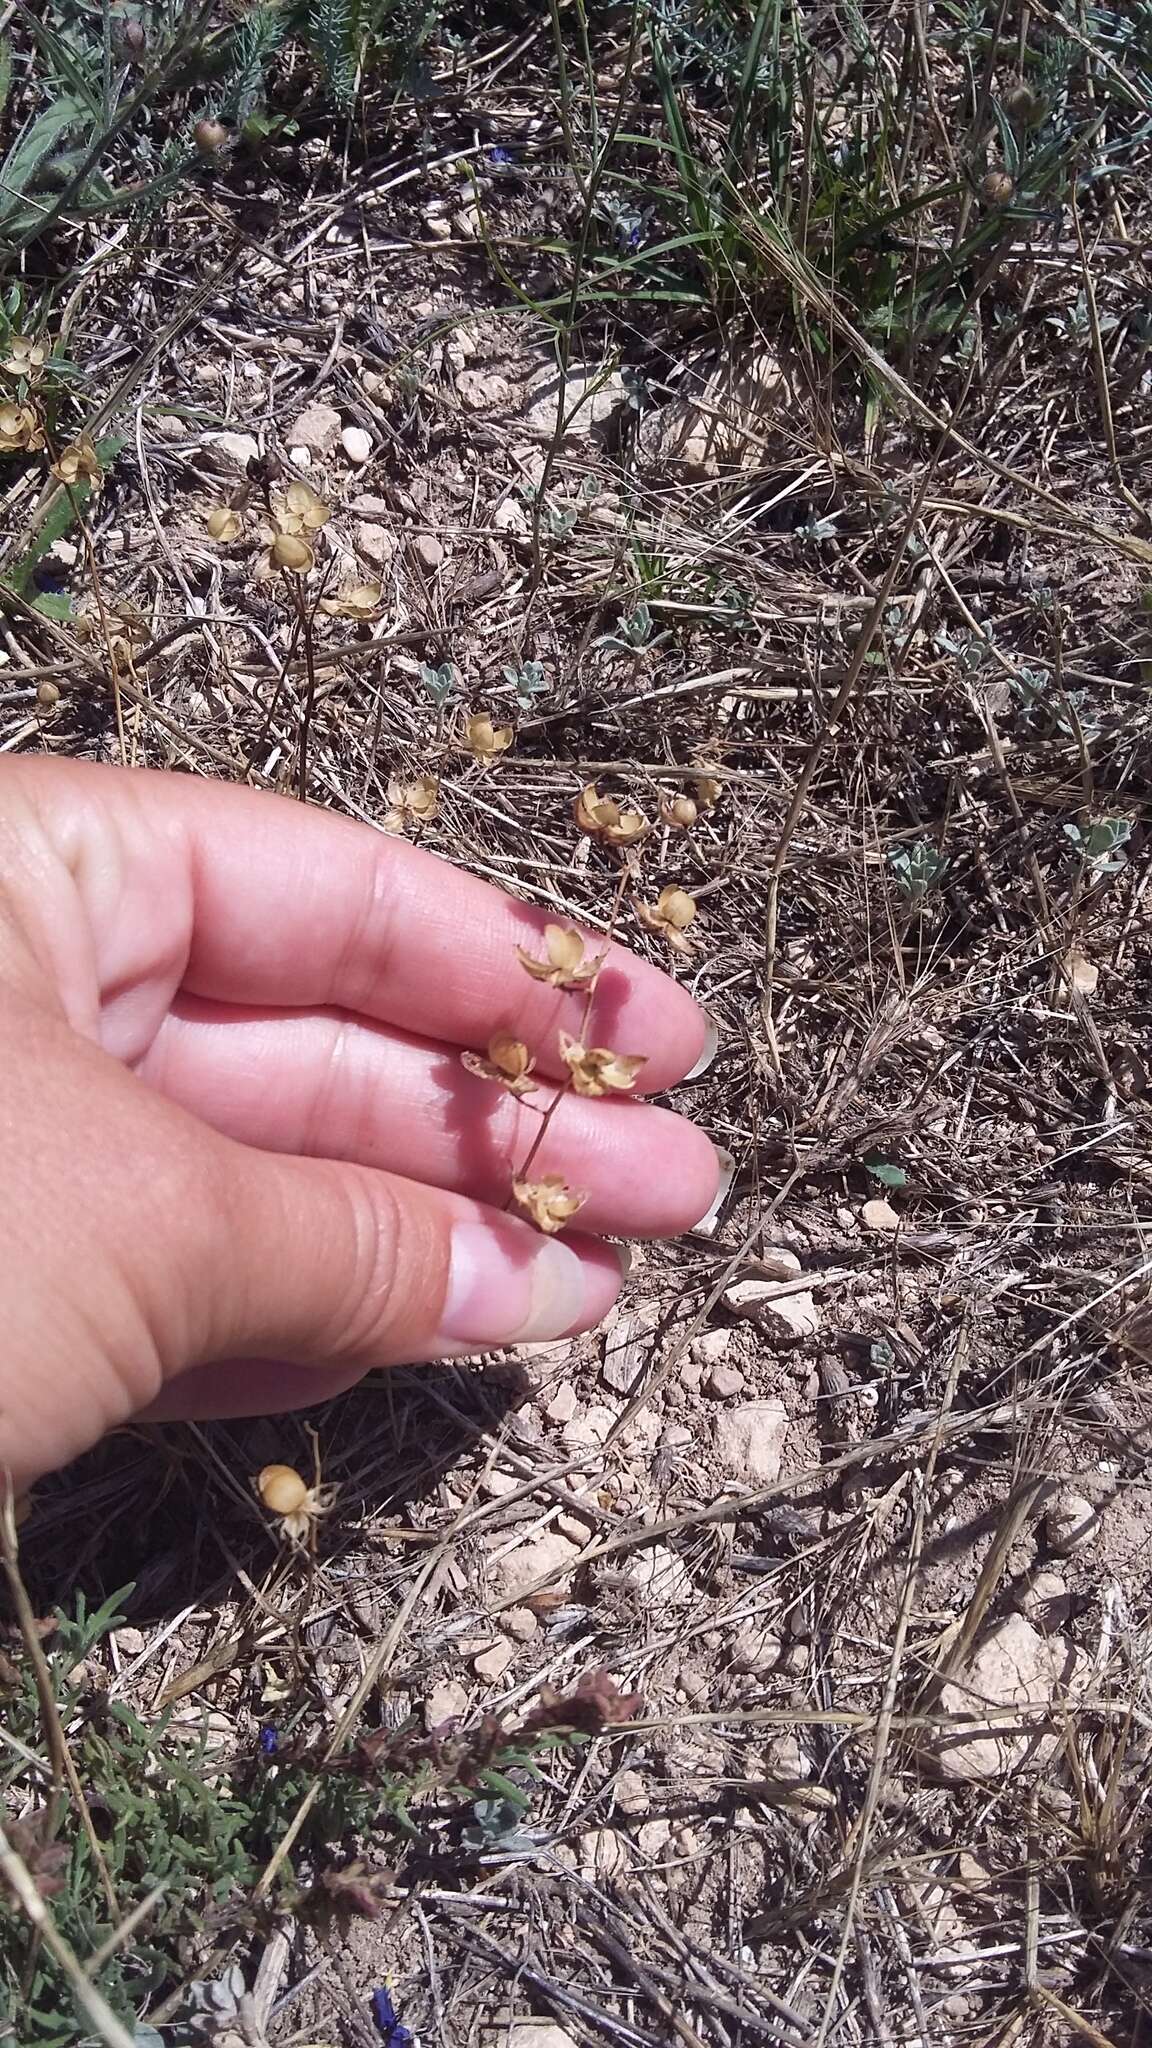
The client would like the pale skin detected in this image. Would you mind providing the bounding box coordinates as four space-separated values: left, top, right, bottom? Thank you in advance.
0 760 720 1495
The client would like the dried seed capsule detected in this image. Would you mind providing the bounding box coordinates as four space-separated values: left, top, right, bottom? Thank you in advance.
258 1464 309 1515
194 118 229 157
980 168 1015 206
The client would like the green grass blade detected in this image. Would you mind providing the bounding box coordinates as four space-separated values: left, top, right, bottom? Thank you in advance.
730 0 784 168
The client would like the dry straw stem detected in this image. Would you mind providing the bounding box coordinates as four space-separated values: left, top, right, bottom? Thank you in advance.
809 1327 969 2048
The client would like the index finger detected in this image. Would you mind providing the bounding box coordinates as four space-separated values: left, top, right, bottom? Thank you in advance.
62 764 714 1091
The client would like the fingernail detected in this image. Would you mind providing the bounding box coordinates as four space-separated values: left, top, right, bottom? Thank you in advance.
689 1145 736 1239
440 1219 592 1347
684 1016 720 1082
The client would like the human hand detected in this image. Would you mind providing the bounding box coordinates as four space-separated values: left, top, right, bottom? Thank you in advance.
0 759 721 1491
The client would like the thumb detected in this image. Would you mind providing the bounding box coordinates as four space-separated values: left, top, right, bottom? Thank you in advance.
0 1010 622 1488
191 1143 624 1375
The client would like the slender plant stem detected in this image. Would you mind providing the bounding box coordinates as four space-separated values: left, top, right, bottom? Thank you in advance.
510 860 633 1193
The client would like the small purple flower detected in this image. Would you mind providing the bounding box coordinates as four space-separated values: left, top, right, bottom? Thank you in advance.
489 146 514 166
371 1984 414 2046
259 1725 279 1757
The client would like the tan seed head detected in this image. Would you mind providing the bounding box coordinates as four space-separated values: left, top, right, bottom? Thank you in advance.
258 1464 309 1515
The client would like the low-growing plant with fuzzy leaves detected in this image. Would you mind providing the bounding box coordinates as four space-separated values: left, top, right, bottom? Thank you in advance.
888 842 949 900
1063 816 1132 876
418 659 458 706
502 658 550 707
2 1573 641 2044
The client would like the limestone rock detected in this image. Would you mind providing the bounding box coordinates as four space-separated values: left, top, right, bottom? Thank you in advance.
675 1664 710 1704
722 1276 818 1340
509 2026 578 2048
493 495 528 535
562 1402 615 1449
544 1380 578 1425
457 369 512 411
426 1678 469 1724
714 1400 789 1485
752 1248 803 1282
1016 1569 1071 1631
522 364 627 442
637 1819 672 1858
625 1543 694 1607
766 1292 820 1340
705 1363 745 1399
480 1468 521 1500
355 521 395 569
579 1827 625 1879
861 1197 901 1233
602 1305 658 1394
500 1606 538 1642
1044 1489 1099 1556
690 1327 733 1367
494 1529 580 1603
414 533 444 571
1065 950 1098 997
202 430 260 472
925 1613 1088 1782
613 1768 650 1815
763 1731 812 1781
637 348 796 477
731 1624 783 1673
288 402 341 453
473 1639 514 1682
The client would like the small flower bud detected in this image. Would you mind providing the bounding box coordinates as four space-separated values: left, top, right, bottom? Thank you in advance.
114 17 148 61
1003 82 1041 126
980 168 1015 206
194 118 229 157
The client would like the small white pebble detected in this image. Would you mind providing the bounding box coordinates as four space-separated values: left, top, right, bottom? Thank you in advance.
341 425 372 466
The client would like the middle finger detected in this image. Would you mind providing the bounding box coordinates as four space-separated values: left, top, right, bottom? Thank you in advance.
140 997 722 1239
